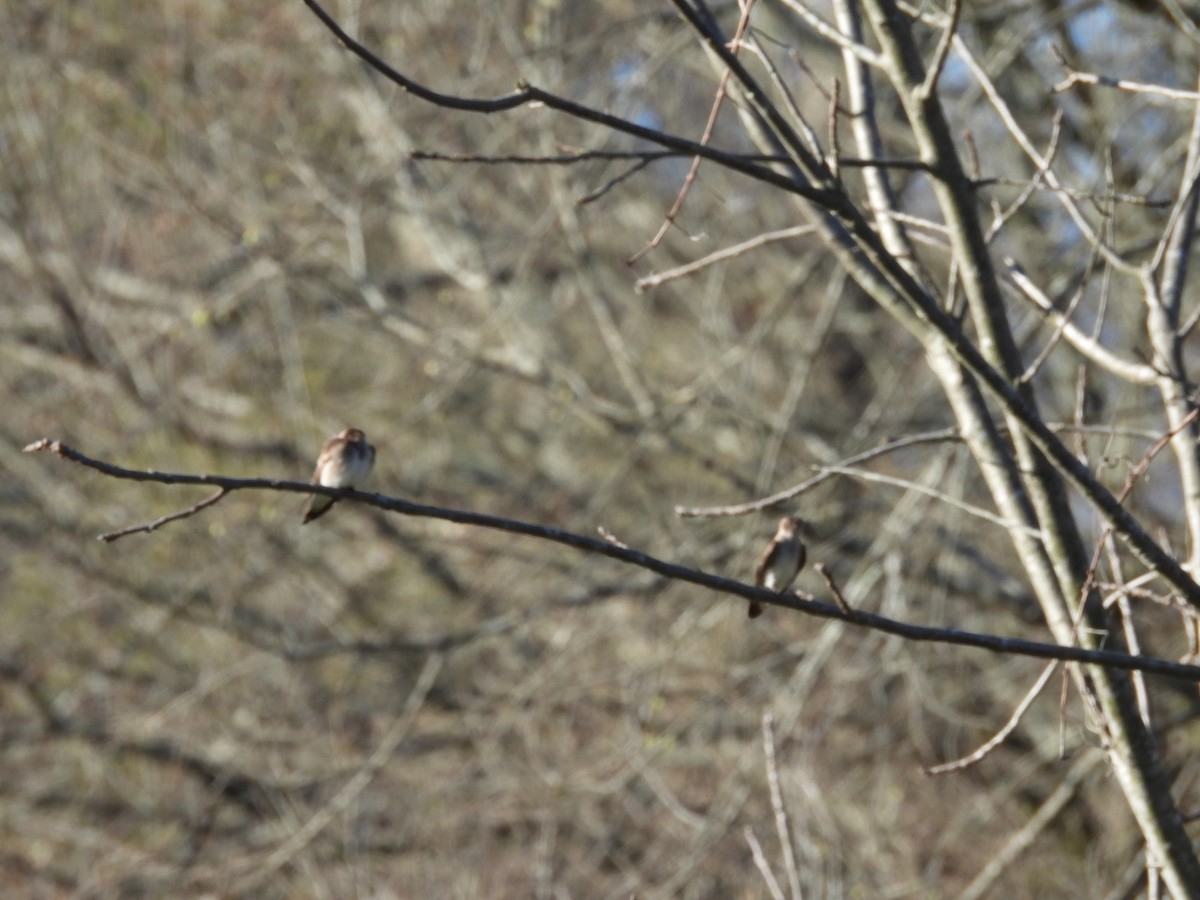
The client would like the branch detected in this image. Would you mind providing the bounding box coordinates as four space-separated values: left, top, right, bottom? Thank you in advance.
634 225 816 292
916 0 960 101
1052 50 1200 102
761 713 803 900
98 488 227 542
925 661 1058 775
675 428 961 517
628 0 758 265
1004 258 1158 385
411 146 1167 206
298 0 834 204
26 437 1200 682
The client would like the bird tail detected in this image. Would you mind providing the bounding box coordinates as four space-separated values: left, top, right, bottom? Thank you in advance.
302 494 337 524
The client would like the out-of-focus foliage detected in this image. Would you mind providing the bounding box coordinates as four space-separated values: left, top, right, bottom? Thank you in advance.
3 1 1200 897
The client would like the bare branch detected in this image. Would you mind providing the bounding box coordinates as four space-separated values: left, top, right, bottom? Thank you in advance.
98 488 228 543
676 428 962 517
778 0 885 67
297 0 835 203
818 464 1042 535
1005 259 1158 385
629 0 758 264
744 827 788 900
815 563 855 618
635 225 816 292
926 661 1058 775
917 0 961 101
1052 51 1200 102
762 713 804 900
26 436 1200 682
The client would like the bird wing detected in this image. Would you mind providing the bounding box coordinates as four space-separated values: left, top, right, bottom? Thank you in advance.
754 541 777 587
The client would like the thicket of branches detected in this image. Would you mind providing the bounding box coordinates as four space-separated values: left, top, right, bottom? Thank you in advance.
8 0 1200 896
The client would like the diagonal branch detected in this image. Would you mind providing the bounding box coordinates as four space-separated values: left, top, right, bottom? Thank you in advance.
98 488 228 542
303 0 1200 613
926 661 1058 775
298 0 833 204
25 436 1200 683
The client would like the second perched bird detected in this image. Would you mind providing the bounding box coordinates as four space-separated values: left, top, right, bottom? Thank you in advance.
750 515 807 618
302 427 376 524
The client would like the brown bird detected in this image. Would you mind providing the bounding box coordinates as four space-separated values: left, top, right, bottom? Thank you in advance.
750 515 807 618
302 427 376 524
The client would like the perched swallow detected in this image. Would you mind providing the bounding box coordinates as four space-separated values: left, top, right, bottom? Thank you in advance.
302 427 376 524
749 515 807 618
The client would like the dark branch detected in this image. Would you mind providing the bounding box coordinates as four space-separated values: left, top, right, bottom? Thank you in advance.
26 437 1200 683
298 0 834 204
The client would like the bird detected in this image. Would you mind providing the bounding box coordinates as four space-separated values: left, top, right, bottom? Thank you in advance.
749 515 807 618
302 427 376 524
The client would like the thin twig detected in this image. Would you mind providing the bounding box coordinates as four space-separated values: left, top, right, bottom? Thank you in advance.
925 661 1058 775
408 147 1162 207
952 29 1139 276
815 563 855 618
737 23 825 160
628 0 758 264
1052 57 1200 102
1071 409 1200 648
816 464 1042 535
828 79 841 182
635 225 816 292
676 428 962 517
762 713 804 900
98 488 228 542
297 0 833 203
577 158 654 206
744 827 788 900
987 109 1063 246
1105 532 1151 727
411 148 685 164
917 0 961 100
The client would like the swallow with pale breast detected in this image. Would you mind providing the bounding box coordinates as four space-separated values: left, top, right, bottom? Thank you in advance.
302 427 376 524
749 515 807 618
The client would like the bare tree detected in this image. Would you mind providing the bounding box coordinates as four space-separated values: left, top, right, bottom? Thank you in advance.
8 0 1200 895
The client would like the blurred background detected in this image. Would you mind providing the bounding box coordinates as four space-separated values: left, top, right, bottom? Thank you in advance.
4 1 1200 896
